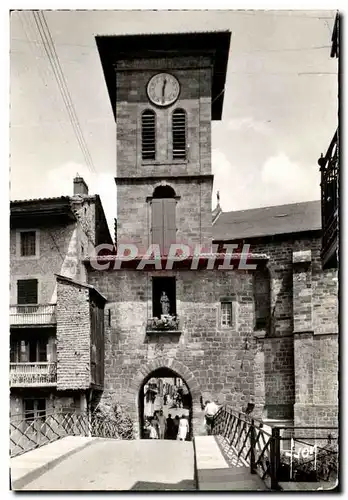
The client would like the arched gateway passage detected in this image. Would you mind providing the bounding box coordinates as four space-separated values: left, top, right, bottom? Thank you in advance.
139 367 192 440
131 358 203 439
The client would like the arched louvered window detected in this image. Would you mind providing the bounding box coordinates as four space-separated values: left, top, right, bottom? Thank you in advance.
172 109 187 160
142 110 156 160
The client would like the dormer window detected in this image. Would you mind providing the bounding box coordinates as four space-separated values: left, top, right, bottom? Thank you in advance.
142 109 156 160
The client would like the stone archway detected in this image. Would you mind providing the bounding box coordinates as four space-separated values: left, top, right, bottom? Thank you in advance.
127 357 204 438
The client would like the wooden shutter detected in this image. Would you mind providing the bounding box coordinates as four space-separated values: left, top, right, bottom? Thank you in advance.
163 199 176 255
151 199 164 249
172 109 186 160
17 279 38 305
142 110 156 160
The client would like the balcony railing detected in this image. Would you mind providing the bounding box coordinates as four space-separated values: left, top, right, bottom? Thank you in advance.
10 304 57 326
10 362 57 387
319 130 338 267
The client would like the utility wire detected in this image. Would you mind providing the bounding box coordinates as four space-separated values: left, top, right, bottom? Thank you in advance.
32 10 96 173
18 13 70 149
35 10 96 173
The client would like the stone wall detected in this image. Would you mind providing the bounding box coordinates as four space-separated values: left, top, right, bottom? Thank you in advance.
290 240 338 428
116 178 213 251
10 223 81 304
115 56 213 253
88 267 257 436
56 278 91 390
116 57 212 177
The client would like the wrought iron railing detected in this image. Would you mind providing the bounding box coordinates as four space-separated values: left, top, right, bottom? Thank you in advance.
319 130 338 263
10 304 57 326
10 362 57 387
212 405 338 490
277 428 338 483
10 411 127 458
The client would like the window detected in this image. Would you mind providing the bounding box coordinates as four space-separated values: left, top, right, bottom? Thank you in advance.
20 231 36 256
17 279 38 305
24 398 46 422
172 109 187 160
151 185 176 255
142 109 156 160
253 268 270 330
10 339 47 363
152 277 176 318
221 302 232 327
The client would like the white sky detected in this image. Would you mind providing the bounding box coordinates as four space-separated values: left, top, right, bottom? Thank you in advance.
10 9 338 236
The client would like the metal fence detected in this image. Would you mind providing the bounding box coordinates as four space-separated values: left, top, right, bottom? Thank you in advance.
10 411 123 458
212 405 338 490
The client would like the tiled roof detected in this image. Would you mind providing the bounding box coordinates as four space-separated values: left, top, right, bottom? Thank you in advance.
213 200 321 241
10 196 70 204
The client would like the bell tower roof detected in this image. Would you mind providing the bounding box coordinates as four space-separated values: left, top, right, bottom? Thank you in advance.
95 30 231 121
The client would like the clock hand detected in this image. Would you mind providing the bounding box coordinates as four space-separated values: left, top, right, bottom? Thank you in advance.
161 78 167 104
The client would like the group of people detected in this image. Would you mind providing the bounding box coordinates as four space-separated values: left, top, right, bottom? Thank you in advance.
163 392 183 409
145 409 189 441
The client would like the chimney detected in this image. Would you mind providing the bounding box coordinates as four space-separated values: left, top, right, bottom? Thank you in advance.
73 174 89 195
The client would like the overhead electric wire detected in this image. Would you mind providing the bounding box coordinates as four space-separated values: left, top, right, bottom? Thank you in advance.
32 10 96 173
17 13 71 147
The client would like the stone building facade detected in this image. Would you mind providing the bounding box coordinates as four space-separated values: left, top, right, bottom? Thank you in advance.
87 30 339 437
10 30 338 441
9 179 111 421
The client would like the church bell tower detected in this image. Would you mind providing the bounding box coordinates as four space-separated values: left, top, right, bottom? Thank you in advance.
96 31 231 255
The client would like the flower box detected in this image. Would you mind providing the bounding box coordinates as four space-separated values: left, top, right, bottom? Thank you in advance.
146 315 180 332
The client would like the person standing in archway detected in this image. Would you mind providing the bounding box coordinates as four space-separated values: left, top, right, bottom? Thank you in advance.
173 415 180 438
165 413 175 439
157 409 166 439
149 416 158 439
177 415 189 441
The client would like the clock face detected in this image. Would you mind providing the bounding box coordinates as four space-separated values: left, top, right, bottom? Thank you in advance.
147 73 180 107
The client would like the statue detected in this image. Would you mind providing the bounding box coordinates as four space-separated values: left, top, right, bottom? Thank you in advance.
160 291 170 316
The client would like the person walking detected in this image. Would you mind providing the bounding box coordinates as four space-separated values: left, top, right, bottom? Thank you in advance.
149 416 158 439
157 409 166 440
177 415 189 441
173 415 180 439
204 400 219 435
165 413 175 440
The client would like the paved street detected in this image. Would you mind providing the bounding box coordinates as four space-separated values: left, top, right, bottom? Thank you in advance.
20 438 195 491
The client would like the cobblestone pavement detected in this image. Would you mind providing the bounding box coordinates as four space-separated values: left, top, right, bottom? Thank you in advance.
20 438 196 491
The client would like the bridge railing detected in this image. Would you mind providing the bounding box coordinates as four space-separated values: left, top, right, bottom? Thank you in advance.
10 411 123 458
212 405 338 490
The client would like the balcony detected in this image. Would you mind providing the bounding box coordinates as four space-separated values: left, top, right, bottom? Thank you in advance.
10 362 57 387
146 315 181 334
319 130 339 269
10 304 57 327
